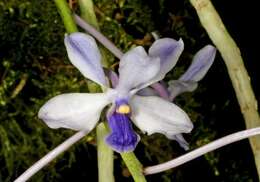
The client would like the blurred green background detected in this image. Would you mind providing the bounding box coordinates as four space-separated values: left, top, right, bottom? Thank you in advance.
0 0 259 181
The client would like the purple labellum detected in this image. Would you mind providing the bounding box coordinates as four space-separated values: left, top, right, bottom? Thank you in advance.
106 111 139 153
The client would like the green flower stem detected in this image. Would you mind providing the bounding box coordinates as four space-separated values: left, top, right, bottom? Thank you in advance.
53 0 78 33
78 1 146 181
78 0 99 30
121 153 147 182
189 0 260 178
96 123 115 182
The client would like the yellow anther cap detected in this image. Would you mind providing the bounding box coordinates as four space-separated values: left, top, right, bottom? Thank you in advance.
116 105 131 114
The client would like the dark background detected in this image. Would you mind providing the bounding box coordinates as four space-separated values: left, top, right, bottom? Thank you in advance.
0 0 259 181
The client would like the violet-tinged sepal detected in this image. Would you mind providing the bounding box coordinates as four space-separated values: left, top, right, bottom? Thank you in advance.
179 45 216 82
148 38 184 82
64 33 108 87
104 69 119 88
168 45 216 100
116 46 161 95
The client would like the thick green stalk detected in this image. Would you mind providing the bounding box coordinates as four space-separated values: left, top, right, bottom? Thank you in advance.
53 0 78 33
78 0 99 29
121 153 146 182
78 1 146 181
96 123 115 182
189 0 260 178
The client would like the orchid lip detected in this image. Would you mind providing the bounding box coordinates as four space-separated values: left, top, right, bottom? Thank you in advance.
106 100 139 153
106 113 139 153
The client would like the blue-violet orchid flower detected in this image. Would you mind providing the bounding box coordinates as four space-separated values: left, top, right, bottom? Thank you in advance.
168 45 216 100
38 32 193 153
139 45 216 149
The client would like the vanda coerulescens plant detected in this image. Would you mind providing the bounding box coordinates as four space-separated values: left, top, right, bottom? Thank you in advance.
12 0 260 180
13 29 260 181
15 12 217 180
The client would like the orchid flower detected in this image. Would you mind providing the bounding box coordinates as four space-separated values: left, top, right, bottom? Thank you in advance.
168 45 216 100
137 45 216 150
38 32 193 153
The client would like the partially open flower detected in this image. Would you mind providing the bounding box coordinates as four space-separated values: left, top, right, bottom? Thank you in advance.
38 33 193 153
168 45 216 100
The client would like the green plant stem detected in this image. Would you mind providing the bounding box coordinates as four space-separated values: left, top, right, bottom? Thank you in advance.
78 0 99 29
189 0 260 178
96 123 115 182
121 153 147 182
53 0 78 33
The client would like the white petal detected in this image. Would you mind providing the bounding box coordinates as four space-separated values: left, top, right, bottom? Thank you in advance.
64 33 108 87
148 38 184 82
116 46 160 95
38 93 111 131
167 45 216 100
130 95 193 138
180 45 216 82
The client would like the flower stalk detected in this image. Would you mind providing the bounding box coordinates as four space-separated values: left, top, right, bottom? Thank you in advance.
53 0 78 33
121 153 146 182
78 0 99 30
189 0 260 178
97 123 115 182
